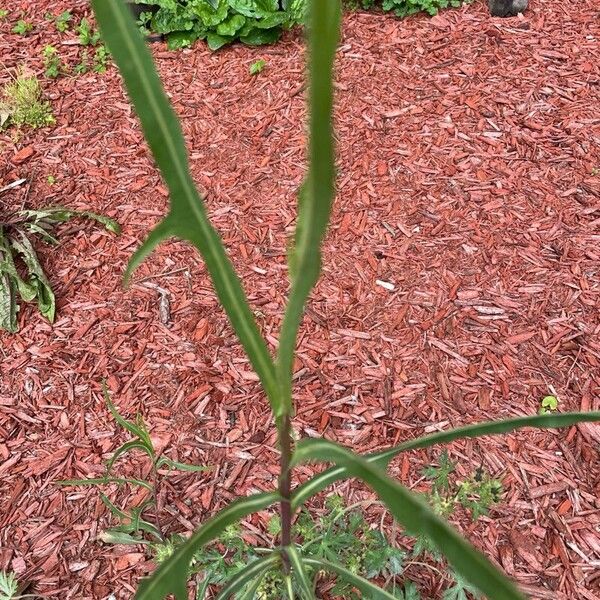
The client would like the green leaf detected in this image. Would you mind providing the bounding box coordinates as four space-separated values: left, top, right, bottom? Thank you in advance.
287 546 316 600
107 440 155 474
10 230 55 322
275 0 341 415
237 572 268 600
303 557 397 599
0 570 18 600
291 411 600 509
249 59 266 75
0 229 37 302
207 31 232 49
91 0 279 413
155 456 210 472
57 476 154 491
293 439 524 600
239 26 281 46
214 553 278 600
99 529 151 545
134 492 279 599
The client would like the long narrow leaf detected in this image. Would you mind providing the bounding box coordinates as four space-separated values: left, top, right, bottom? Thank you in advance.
0 229 19 332
103 382 153 448
293 439 525 600
303 557 398 600
276 0 341 415
135 492 279 600
237 572 268 600
214 553 279 600
287 546 316 600
292 411 600 509
90 0 279 410
107 440 155 473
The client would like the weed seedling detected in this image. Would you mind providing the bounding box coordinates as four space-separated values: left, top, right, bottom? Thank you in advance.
0 571 17 600
93 45 110 73
11 19 33 35
43 45 64 79
0 70 55 130
77 18 100 46
59 385 208 544
539 395 559 414
46 175 56 185
0 9 8 20
74 50 90 74
54 10 72 32
250 59 267 75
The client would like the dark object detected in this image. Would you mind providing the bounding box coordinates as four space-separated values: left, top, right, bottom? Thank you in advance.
126 1 163 43
488 0 528 16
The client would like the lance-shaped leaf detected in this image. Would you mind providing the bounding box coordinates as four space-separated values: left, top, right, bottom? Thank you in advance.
303 557 398 600
276 0 341 415
291 411 600 509
292 439 525 600
287 545 316 600
0 229 18 332
10 230 55 322
214 553 279 600
134 492 279 600
90 0 279 411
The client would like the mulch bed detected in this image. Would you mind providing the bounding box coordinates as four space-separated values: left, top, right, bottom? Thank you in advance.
1 0 600 598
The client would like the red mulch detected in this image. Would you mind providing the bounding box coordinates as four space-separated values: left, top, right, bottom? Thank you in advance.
1 0 600 598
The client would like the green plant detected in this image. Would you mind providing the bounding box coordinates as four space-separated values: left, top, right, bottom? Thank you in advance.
75 50 90 74
43 45 65 79
124 0 307 51
11 19 33 35
354 0 467 16
250 59 267 75
60 384 208 545
77 17 101 45
0 206 119 332
88 0 600 598
539 395 559 414
0 71 55 129
93 44 110 73
0 572 17 600
46 175 56 185
0 9 8 20
54 10 72 32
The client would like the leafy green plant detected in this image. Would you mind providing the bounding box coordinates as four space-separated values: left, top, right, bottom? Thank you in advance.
124 0 307 51
0 9 8 20
539 395 559 414
75 50 90 74
87 0 600 598
54 10 73 32
0 71 55 129
77 17 101 46
93 45 110 73
43 45 65 79
353 0 468 17
11 19 33 35
250 59 267 75
0 206 119 332
60 384 208 545
0 572 17 600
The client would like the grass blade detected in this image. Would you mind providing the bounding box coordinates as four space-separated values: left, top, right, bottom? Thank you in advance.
134 492 279 600
276 0 341 415
155 456 210 473
287 546 315 600
107 440 155 474
103 383 153 448
292 411 600 509
214 553 279 600
303 557 398 600
293 439 525 600
90 0 279 410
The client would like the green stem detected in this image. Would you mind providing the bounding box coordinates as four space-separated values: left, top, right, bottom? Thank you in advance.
278 414 293 575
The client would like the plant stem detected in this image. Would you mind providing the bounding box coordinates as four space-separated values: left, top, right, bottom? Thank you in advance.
278 414 293 574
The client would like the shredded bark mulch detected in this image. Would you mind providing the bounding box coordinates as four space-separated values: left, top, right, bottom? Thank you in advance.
1 0 600 598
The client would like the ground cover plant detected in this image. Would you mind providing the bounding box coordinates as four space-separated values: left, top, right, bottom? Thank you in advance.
0 205 120 332
87 0 600 598
347 0 469 17
0 71 54 130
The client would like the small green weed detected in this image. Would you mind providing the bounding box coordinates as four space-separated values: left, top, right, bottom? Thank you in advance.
0 71 54 130
59 385 208 545
539 395 559 414
0 571 18 600
46 175 56 185
43 45 64 79
75 50 90 75
77 17 101 46
0 9 8 20
0 206 120 332
350 0 467 17
11 19 33 35
93 45 110 73
250 59 267 75
54 10 72 32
